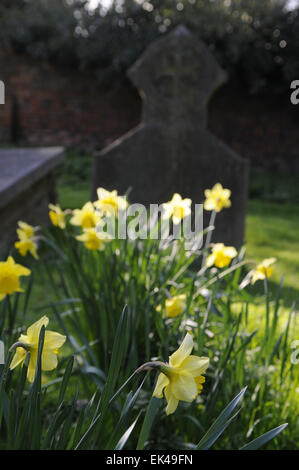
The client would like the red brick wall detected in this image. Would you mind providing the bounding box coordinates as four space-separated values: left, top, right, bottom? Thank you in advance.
1 50 299 173
0 50 141 148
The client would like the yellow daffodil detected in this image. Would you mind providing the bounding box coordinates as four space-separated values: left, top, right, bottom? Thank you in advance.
49 204 67 229
94 188 128 217
206 243 237 268
15 237 39 260
70 202 102 229
162 193 192 225
15 221 39 259
251 258 276 284
16 221 35 240
156 294 187 318
0 256 31 301
204 183 231 213
76 228 111 251
153 333 209 415
9 316 66 383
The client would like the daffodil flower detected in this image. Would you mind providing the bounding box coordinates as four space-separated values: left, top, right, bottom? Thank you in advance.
162 193 192 225
156 294 187 318
15 221 39 259
152 333 209 415
251 258 276 284
16 221 35 240
204 183 231 213
15 237 39 260
206 243 237 268
49 204 67 229
9 316 66 383
76 228 111 251
94 188 128 218
70 202 102 229
0 256 31 301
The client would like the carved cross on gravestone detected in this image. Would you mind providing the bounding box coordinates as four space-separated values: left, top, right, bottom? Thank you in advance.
92 25 249 248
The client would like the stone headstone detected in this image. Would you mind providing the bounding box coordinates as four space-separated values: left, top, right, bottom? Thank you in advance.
0 147 65 256
92 26 249 248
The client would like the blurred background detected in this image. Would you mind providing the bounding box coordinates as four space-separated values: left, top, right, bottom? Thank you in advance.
0 0 299 304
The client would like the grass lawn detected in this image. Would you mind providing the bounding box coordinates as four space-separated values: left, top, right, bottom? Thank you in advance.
245 199 299 306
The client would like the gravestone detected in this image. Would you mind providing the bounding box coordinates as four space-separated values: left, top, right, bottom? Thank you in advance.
92 25 249 248
0 147 65 256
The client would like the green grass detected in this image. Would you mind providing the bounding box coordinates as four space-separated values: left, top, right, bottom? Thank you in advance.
245 199 299 306
57 183 90 210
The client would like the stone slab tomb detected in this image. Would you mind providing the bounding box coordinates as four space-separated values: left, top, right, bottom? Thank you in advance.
0 147 65 257
92 26 249 248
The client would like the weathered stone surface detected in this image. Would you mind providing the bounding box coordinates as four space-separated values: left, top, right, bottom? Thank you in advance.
92 25 249 248
0 147 65 257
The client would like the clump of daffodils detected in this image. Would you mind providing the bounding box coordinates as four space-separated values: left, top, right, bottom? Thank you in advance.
0 256 31 302
162 193 192 225
94 188 128 218
204 183 231 213
156 294 187 318
15 221 39 259
251 258 276 284
49 204 67 229
151 333 209 415
206 243 237 268
9 316 66 382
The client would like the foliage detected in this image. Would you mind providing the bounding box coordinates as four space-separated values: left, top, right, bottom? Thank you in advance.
54 151 299 307
0 0 298 94
0 261 292 450
1 182 297 449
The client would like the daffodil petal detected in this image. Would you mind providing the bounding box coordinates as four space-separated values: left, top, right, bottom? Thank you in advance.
15 264 31 277
206 254 215 267
153 373 170 398
213 183 223 192
164 387 179 415
179 355 210 377
10 347 28 370
222 189 231 199
44 331 66 350
171 374 197 402
27 316 49 343
42 351 58 371
169 333 193 367
224 247 237 258
263 257 276 267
